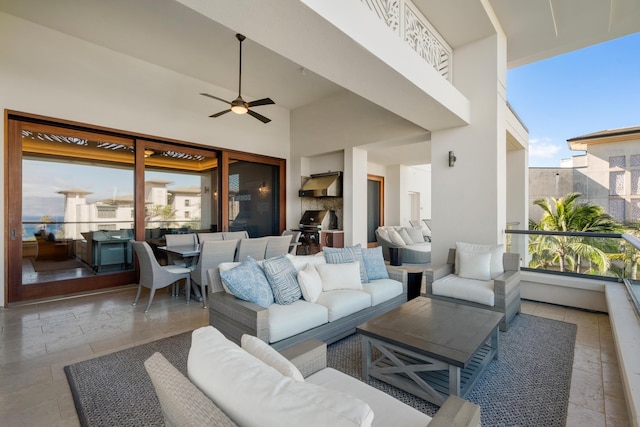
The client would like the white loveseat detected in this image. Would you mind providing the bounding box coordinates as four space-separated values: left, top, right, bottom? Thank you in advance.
208 249 408 350
144 326 481 427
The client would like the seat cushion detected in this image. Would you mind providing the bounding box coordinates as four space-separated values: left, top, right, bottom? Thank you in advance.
316 290 371 322
307 368 430 427
432 274 495 306
268 300 328 343
362 279 403 306
188 327 374 427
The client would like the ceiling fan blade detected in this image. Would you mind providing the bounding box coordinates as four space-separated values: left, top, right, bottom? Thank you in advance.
247 109 271 123
200 93 231 105
247 98 275 108
210 109 231 118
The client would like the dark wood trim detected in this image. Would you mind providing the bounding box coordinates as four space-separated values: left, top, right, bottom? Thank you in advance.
220 152 230 232
16 272 136 301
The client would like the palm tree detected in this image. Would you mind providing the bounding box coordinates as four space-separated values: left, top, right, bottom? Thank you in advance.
531 193 623 274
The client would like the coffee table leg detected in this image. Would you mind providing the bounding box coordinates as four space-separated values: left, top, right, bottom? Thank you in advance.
361 336 371 379
491 327 499 360
449 365 461 397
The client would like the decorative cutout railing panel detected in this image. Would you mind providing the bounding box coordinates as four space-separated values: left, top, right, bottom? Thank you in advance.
360 0 451 80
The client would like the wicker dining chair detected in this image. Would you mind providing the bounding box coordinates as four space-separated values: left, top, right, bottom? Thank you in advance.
131 240 192 312
190 239 238 308
235 237 269 262
264 235 293 259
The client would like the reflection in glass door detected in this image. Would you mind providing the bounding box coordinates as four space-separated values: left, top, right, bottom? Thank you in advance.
9 121 136 302
142 142 218 263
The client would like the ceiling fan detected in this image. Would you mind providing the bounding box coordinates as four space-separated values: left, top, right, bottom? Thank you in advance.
200 33 275 124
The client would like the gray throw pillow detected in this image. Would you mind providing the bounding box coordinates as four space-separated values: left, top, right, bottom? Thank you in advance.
263 255 302 305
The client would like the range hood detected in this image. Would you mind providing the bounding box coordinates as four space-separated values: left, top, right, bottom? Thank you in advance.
299 172 343 197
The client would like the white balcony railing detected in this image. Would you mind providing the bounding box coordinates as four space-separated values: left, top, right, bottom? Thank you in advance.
360 0 452 81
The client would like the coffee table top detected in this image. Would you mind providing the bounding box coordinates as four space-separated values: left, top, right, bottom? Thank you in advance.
356 297 504 367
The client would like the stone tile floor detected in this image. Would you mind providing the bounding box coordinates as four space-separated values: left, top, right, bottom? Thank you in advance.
0 287 630 426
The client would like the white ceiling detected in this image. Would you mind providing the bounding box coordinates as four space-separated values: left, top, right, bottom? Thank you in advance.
1 0 638 165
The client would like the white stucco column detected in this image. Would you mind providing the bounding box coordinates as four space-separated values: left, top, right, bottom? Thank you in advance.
344 147 368 246
430 32 508 265
507 146 528 265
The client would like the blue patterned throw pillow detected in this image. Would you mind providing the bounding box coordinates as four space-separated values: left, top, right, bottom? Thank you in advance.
361 246 389 280
323 244 369 283
263 255 302 305
219 256 274 308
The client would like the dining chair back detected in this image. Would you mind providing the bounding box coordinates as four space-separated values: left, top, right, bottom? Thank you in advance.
190 239 238 308
281 230 301 255
130 240 192 312
222 231 249 240
235 237 269 262
197 232 224 243
264 235 293 259
165 233 198 266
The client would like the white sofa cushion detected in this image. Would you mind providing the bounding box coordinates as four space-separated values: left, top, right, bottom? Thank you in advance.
241 334 304 382
316 290 372 322
362 279 403 306
307 367 431 427
286 253 327 271
316 262 363 291
268 300 328 343
387 229 406 246
297 263 323 303
455 242 505 278
404 227 425 244
458 250 492 281
432 274 495 306
398 228 414 245
188 326 374 427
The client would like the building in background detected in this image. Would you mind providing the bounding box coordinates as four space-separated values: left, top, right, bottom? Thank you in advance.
529 126 640 224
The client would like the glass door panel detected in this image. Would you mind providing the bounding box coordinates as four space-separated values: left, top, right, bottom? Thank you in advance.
142 142 218 263
10 122 136 302
228 160 279 237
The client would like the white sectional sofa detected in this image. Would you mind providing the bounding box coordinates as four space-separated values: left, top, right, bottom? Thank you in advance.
207 248 408 350
144 326 481 427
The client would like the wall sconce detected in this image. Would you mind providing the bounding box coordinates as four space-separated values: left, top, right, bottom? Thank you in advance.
144 149 154 158
448 151 457 167
258 181 269 196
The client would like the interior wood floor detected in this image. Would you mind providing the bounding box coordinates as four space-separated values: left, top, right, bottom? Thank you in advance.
0 287 630 426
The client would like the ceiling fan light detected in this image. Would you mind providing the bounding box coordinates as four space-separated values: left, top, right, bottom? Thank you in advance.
231 104 248 114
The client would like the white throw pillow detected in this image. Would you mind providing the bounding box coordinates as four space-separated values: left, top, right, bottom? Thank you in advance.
188 326 374 427
315 262 363 291
387 229 406 246
455 242 505 278
457 250 492 281
404 227 425 243
398 228 414 245
241 334 304 382
376 228 390 242
297 263 323 303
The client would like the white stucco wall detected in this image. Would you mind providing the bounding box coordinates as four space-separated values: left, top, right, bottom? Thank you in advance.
0 11 291 306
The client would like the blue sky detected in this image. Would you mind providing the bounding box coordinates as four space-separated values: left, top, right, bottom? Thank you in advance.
507 32 640 168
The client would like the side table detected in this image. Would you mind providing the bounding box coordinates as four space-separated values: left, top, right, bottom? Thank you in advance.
386 263 426 300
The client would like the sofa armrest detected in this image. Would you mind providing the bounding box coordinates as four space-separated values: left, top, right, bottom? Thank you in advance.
424 263 454 294
428 395 481 427
209 292 269 343
279 339 327 378
386 266 408 293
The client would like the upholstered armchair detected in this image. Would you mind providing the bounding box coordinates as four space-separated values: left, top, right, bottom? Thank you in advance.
425 246 521 332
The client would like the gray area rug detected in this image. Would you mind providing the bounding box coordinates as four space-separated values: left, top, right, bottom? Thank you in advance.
65 313 576 427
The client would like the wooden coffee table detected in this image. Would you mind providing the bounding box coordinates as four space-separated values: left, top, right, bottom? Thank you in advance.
357 296 504 406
